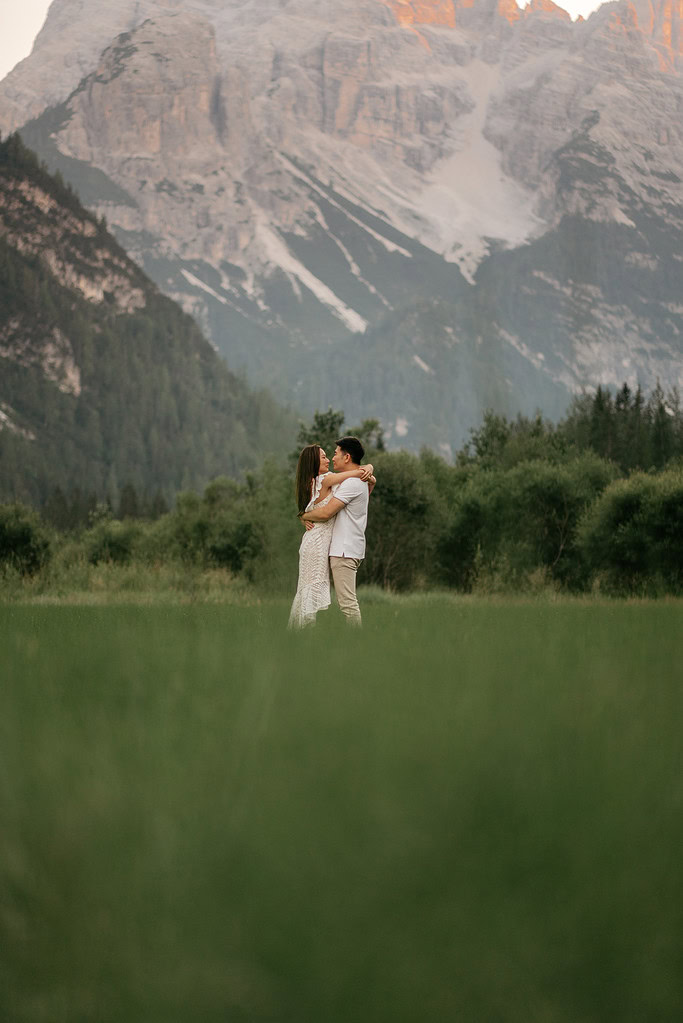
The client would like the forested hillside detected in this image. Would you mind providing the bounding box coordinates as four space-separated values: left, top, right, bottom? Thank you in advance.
0 133 294 506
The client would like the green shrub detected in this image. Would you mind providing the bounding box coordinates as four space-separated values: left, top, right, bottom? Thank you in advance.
362 452 438 590
577 469 683 594
205 514 262 573
132 513 177 565
163 477 266 577
437 454 617 591
164 490 210 563
85 519 142 565
0 503 51 575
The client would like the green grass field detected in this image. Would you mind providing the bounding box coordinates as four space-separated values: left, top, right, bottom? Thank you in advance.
2 598 682 1022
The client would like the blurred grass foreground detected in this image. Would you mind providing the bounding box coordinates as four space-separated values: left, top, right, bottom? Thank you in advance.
1 599 682 1022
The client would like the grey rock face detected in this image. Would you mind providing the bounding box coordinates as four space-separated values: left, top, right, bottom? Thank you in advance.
2 0 682 450
0 171 146 315
0 153 146 404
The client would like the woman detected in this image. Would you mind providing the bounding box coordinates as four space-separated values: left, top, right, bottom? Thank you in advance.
288 444 375 629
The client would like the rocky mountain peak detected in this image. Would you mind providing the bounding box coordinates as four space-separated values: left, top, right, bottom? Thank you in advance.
63 13 221 164
378 0 457 28
2 0 682 453
632 0 683 66
495 0 523 24
523 0 571 19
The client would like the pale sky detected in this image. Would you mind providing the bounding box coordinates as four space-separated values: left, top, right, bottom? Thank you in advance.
0 1 608 83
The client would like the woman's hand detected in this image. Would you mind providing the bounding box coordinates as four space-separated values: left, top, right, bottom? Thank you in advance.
360 463 374 481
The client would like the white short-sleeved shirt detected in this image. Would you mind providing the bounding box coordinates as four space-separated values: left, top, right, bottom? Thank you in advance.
329 477 369 559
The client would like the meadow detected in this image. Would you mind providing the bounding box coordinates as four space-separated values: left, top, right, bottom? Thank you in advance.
1 595 682 1021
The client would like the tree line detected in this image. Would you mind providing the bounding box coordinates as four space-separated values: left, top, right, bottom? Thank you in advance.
1 385 683 597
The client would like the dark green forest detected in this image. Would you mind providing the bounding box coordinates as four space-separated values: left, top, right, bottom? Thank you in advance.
0 133 295 506
2 387 683 598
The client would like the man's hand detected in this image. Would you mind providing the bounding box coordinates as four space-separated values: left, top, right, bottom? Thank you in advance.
303 520 314 531
301 496 345 523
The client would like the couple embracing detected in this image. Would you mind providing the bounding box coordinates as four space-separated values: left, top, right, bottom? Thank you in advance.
288 436 376 629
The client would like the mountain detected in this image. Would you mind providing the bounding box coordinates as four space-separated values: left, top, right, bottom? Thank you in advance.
1 0 681 454
0 133 293 506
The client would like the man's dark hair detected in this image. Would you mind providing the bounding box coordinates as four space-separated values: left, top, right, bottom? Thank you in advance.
336 436 365 464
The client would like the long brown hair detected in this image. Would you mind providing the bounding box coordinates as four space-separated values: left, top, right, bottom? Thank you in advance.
295 444 321 515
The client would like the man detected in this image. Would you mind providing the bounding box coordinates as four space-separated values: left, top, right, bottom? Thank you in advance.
300 436 374 626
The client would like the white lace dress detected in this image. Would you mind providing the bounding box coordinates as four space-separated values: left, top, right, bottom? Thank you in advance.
288 475 335 629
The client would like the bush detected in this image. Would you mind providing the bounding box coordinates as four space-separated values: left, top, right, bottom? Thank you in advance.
206 514 262 573
0 503 51 575
85 518 142 565
165 480 263 573
577 469 683 594
362 452 438 590
437 454 617 591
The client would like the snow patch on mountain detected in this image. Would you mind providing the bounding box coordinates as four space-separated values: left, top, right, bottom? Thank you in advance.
277 154 414 259
181 269 229 305
255 216 369 333
413 354 435 373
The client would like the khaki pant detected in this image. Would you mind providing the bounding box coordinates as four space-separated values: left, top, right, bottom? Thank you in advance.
330 557 362 626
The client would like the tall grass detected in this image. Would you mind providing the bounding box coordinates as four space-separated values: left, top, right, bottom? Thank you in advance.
2 601 682 1021
0 560 257 605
